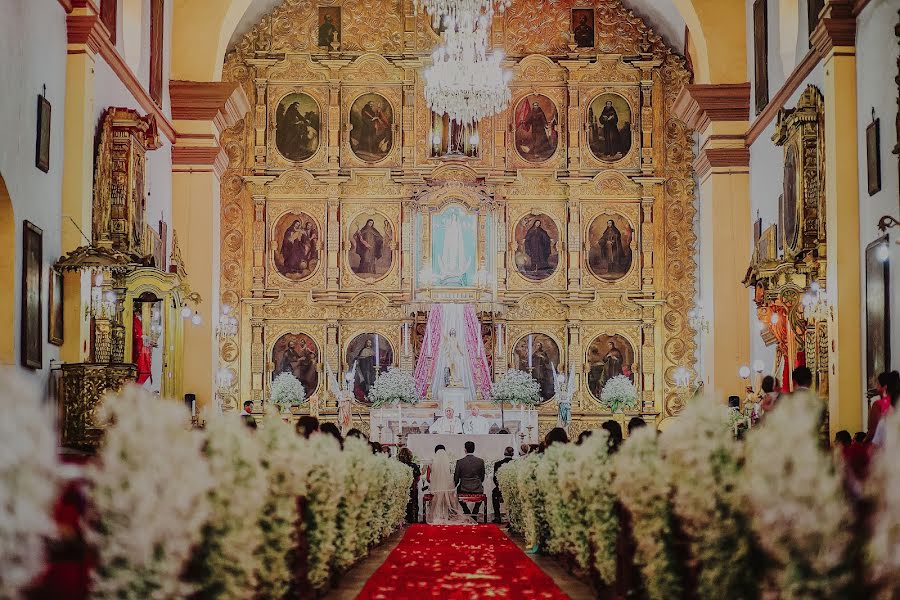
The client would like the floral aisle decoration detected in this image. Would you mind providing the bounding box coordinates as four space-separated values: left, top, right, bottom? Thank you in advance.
661 394 762 600
497 459 523 531
600 375 638 413
368 367 421 408
0 372 65 599
87 386 215 599
269 371 306 411
300 434 346 591
612 428 685 600
535 444 569 556
187 416 267 600
514 454 546 548
255 414 309 600
572 435 619 582
742 393 860 598
867 409 900 598
489 368 541 407
333 438 374 572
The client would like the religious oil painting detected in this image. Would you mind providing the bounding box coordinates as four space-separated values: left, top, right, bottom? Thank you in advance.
35 94 51 173
587 93 633 162
273 211 320 281
317 6 341 49
346 333 394 401
349 93 394 163
22 221 42 369
782 144 799 252
571 8 595 48
430 204 477 287
513 213 559 281
275 92 320 162
866 117 881 195
513 94 559 163
865 236 891 393
587 334 635 399
513 333 561 402
349 213 394 281
272 333 319 397
587 213 634 281
49 268 63 346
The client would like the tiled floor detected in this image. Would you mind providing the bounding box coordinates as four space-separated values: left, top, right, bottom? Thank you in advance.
322 524 598 599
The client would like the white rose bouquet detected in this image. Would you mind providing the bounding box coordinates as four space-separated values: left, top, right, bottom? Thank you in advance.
489 369 541 407
270 372 306 410
367 367 420 407
600 375 638 413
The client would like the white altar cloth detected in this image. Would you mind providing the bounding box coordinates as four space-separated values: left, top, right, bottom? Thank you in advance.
406 433 517 521
371 407 539 445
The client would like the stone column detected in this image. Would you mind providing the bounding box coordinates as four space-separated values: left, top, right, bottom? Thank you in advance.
169 81 250 411
812 0 863 433
673 83 752 398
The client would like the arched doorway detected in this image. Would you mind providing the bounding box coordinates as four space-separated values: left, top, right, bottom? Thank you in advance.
0 173 14 364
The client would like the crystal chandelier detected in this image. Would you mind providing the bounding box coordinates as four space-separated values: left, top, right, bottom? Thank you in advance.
423 11 511 125
414 0 511 29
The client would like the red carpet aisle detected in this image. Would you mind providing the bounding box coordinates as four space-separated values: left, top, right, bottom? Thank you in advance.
356 525 570 599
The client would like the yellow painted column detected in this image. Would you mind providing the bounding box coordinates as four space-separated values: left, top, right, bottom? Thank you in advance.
60 3 105 363
673 83 752 399
813 0 863 433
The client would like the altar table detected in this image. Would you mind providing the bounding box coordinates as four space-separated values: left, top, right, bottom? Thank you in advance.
406 433 518 521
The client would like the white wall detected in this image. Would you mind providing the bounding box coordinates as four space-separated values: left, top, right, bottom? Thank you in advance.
857 0 900 385
0 0 68 381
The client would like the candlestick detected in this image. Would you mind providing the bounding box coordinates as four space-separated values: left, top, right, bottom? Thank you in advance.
527 334 533 369
375 335 380 370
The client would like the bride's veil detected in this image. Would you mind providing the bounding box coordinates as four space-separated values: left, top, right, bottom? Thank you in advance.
427 449 475 525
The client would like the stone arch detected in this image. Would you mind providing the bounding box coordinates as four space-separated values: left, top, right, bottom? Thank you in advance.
0 173 14 364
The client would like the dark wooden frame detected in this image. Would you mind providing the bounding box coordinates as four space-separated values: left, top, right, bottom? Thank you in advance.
866 116 882 195
865 235 892 391
150 0 165 105
49 268 64 346
21 221 43 369
570 7 596 49
807 0 825 46
100 0 117 44
753 0 769 114
35 95 51 173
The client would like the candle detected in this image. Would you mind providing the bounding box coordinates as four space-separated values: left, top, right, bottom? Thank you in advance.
528 335 533 369
191 399 196 417
374 335 380 370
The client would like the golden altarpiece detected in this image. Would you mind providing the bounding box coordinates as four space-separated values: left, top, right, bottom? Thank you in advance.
219 0 698 438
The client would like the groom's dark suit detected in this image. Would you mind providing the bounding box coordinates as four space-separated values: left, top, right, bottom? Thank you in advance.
454 452 486 515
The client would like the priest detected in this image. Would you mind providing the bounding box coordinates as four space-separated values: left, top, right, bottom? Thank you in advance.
429 407 464 434
463 406 491 434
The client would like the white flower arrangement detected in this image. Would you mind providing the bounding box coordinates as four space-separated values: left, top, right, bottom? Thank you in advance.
489 369 541 407
270 372 306 409
515 454 545 548
0 371 65 600
299 434 346 591
190 416 267 600
612 428 685 600
254 414 309 600
367 367 421 407
867 408 900 598
741 393 856 599
496 459 524 531
333 438 374 572
600 375 638 413
87 386 215 600
660 393 760 600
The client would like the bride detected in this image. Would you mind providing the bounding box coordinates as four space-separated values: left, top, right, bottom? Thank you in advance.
425 445 476 525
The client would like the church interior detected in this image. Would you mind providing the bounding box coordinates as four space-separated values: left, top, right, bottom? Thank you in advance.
1 0 899 598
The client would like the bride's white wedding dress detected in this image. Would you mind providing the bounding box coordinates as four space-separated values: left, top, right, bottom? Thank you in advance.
426 449 476 525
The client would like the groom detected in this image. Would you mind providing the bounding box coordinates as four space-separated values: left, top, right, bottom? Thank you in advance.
454 440 485 516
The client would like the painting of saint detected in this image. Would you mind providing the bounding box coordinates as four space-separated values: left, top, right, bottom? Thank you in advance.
272 333 319 397
273 212 320 281
346 333 394 401
587 93 633 161
317 7 340 48
782 144 799 251
587 334 635 399
587 214 633 281
513 214 559 281
275 93 320 162
514 94 559 163
349 213 393 280
513 334 561 402
571 8 595 48
430 204 477 287
349 93 393 163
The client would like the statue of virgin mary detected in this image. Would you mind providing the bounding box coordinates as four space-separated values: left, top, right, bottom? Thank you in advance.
436 211 470 283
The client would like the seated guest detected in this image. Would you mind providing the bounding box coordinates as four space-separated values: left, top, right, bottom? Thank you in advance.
576 429 593 445
296 415 319 439
319 422 343 447
519 443 530 455
792 366 813 393
627 417 646 435
834 430 852 451
491 446 515 523
239 400 254 416
397 448 421 523
544 427 569 447
370 441 383 455
346 428 364 440
454 441 485 515
602 420 623 454
760 375 779 414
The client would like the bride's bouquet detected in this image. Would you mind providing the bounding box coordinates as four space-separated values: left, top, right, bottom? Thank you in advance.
367 367 421 407
489 369 541 407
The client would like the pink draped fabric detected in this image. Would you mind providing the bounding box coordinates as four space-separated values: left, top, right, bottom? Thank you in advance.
462 305 493 400
413 304 443 398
